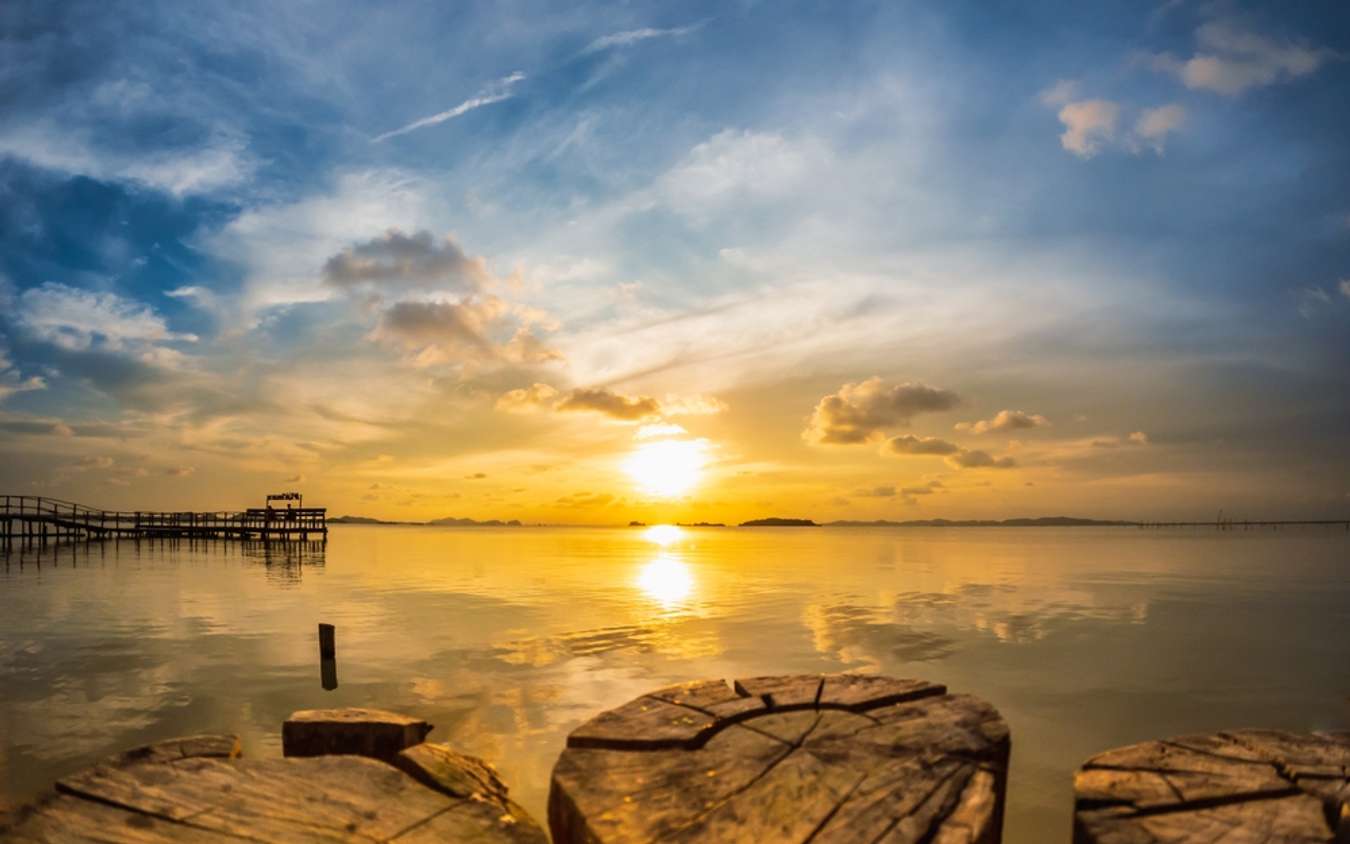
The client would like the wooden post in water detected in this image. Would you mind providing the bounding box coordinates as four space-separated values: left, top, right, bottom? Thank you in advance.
318 622 337 690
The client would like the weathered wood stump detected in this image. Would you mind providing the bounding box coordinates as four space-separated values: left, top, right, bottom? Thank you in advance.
282 707 432 760
2 715 546 843
548 674 1010 843
1074 729 1350 842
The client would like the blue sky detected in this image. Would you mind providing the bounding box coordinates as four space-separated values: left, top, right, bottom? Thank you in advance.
1 0 1347 520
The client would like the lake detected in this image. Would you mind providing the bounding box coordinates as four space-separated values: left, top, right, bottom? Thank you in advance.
2 525 1347 840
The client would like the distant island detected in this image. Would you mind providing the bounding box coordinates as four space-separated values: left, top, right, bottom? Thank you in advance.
825 516 1136 528
740 517 819 527
678 521 727 527
329 515 523 527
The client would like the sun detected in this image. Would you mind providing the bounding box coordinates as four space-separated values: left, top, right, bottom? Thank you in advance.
623 439 708 498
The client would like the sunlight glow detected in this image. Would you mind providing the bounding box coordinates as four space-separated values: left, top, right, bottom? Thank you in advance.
624 439 709 497
636 553 694 608
643 524 685 546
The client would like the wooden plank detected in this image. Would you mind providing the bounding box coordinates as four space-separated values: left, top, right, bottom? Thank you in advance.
1073 730 1350 842
282 708 431 760
549 674 1009 843
9 747 544 843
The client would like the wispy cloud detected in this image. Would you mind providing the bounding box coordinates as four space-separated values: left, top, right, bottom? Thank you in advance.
583 22 705 54
373 72 525 142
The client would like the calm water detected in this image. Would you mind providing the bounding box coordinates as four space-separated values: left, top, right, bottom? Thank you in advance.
2 525 1347 840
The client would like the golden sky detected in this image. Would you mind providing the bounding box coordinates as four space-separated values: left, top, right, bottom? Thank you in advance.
2 4 1348 521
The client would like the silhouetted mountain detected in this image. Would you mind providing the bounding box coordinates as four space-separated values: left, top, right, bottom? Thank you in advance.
826 516 1137 528
427 516 522 527
678 522 727 527
329 515 416 525
740 517 819 527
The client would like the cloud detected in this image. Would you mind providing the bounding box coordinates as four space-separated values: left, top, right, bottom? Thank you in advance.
496 383 561 412
370 297 560 366
373 72 525 142
1150 21 1338 96
1038 79 1080 107
283 474 305 483
554 491 615 509
556 387 662 421
1091 431 1150 448
0 345 46 403
583 22 704 53
1296 286 1333 318
881 433 1014 470
322 229 491 292
1056 100 1120 158
884 434 961 456
661 130 827 220
901 481 943 496
1341 280 1350 299
658 393 729 416
16 283 197 352
165 466 196 477
1048 97 1185 157
1133 104 1186 153
853 485 896 498
0 127 254 196
804 378 960 445
496 384 725 422
955 410 1049 434
946 449 1016 470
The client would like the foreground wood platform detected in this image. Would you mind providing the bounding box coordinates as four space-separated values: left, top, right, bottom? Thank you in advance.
1074 729 1350 842
0 712 545 843
549 674 1010 843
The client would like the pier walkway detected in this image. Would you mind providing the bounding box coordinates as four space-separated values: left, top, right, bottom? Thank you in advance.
0 495 326 543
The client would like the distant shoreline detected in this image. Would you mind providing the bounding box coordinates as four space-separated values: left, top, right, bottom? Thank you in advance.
330 514 1346 529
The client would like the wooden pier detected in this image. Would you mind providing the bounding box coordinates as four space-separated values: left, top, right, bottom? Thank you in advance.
0 495 327 544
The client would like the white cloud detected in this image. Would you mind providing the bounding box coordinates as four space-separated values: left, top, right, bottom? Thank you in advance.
373 72 525 142
1150 21 1338 96
204 169 433 312
1056 100 1120 158
1133 104 1186 154
660 130 827 219
17 283 197 351
0 125 253 196
584 22 704 53
1339 279 1350 299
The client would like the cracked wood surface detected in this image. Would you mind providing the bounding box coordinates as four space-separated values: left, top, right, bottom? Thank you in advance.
1 731 546 843
548 674 1009 843
1073 729 1350 843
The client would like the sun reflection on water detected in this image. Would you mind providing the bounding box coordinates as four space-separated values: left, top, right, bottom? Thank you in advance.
635 553 695 609
642 524 684 546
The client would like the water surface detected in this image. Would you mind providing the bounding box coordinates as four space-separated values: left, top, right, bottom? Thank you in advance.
2 525 1347 840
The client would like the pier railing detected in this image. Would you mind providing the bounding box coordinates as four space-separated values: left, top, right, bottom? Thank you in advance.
1 495 326 542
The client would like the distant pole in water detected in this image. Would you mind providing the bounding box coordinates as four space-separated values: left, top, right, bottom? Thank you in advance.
318 623 338 690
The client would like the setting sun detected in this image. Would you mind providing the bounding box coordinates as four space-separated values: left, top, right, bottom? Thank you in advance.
623 439 709 498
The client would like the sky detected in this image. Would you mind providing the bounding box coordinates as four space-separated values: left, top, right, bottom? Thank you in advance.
1 0 1348 524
